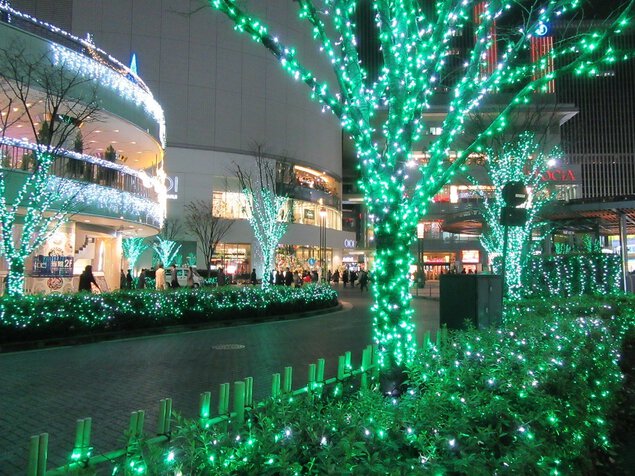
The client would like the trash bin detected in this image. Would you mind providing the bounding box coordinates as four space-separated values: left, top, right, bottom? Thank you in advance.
439 274 503 330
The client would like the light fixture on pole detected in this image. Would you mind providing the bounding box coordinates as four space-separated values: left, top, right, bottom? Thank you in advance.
319 206 327 281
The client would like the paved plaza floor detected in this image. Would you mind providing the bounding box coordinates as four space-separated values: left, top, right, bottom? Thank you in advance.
0 286 439 473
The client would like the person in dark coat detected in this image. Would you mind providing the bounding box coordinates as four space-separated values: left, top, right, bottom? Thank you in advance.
126 270 133 289
120 269 127 289
250 268 257 285
79 265 99 292
359 269 369 293
170 264 180 288
275 269 284 285
342 268 349 287
332 269 340 283
138 269 146 289
284 267 293 286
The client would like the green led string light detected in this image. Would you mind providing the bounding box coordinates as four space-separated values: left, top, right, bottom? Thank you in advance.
235 152 289 290
475 132 561 300
122 237 149 276
140 295 634 474
0 151 78 297
152 237 181 267
0 284 338 342
209 0 635 367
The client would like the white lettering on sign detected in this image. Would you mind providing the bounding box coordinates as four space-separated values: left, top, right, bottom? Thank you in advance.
344 239 356 248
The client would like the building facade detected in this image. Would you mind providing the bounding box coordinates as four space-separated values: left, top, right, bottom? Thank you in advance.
0 3 166 293
15 0 356 279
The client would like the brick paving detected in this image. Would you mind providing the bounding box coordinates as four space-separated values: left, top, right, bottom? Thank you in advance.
0 287 439 474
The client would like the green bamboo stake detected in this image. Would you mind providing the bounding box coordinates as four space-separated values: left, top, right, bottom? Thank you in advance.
308 363 316 391
283 366 293 394
371 345 380 379
233 381 246 427
271 373 281 398
337 355 346 380
344 351 352 370
361 346 371 389
72 418 91 461
424 330 431 347
27 433 48 476
157 399 172 434
218 383 230 415
244 377 253 407
316 358 325 383
199 391 211 420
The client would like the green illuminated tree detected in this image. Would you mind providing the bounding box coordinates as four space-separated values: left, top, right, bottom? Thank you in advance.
0 41 99 296
208 0 634 368
475 131 560 300
153 237 181 268
122 237 149 275
235 145 289 290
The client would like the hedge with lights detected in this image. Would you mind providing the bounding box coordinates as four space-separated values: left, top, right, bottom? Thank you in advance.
142 294 634 475
521 252 622 299
0 284 338 344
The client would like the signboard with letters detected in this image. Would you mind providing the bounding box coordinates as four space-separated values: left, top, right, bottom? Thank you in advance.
32 255 74 277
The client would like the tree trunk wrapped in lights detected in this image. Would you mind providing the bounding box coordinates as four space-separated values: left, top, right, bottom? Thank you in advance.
153 237 181 268
208 0 634 368
476 131 561 300
235 145 289 290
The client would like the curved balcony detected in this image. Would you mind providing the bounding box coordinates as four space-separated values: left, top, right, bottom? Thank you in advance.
0 140 165 229
0 6 165 149
278 183 341 209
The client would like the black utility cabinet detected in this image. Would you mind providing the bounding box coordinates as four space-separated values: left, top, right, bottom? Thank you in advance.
439 274 503 330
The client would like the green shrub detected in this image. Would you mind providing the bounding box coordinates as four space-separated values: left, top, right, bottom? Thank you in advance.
152 296 633 475
0 284 338 343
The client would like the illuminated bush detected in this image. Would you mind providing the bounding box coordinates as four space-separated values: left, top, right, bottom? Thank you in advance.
0 284 338 343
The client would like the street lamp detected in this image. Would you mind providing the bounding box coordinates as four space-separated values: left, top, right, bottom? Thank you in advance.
319 206 327 281
416 223 425 294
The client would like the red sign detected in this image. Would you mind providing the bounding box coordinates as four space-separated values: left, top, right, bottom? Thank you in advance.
541 169 577 182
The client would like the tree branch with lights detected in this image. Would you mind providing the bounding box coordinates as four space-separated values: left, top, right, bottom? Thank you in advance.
122 237 149 276
208 0 635 369
184 198 234 272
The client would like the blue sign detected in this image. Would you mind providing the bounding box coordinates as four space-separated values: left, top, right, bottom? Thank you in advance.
308 258 316 266
535 22 549 37
32 255 74 277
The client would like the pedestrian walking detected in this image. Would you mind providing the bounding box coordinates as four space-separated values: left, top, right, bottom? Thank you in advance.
342 268 349 287
138 268 146 289
187 266 195 287
78 265 100 293
126 270 133 289
250 268 257 285
170 264 180 288
359 269 369 293
120 269 127 289
155 264 166 290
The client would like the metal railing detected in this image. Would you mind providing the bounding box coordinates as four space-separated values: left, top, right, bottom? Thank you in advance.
0 142 160 203
26 341 387 475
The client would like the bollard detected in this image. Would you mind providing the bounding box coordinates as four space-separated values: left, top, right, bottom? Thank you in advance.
337 355 346 381
128 411 145 443
344 351 352 370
